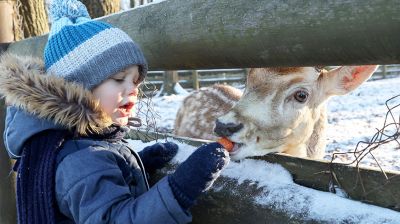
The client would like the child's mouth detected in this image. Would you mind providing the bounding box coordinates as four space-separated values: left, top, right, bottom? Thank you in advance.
118 102 135 116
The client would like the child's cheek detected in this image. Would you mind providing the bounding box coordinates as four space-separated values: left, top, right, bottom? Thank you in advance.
100 96 118 115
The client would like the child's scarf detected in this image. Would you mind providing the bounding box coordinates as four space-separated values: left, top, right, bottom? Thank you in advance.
15 129 68 224
15 125 126 224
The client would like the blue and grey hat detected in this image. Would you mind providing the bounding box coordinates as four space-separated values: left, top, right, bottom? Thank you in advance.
44 0 147 90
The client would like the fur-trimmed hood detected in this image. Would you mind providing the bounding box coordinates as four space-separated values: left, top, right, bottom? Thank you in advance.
0 54 112 158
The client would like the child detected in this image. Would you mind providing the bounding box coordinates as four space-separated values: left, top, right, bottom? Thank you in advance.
0 0 230 223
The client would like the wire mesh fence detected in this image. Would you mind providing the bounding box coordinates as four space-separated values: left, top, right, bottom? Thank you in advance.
329 94 400 195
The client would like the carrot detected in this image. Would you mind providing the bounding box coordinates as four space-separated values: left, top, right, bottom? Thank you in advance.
218 137 234 152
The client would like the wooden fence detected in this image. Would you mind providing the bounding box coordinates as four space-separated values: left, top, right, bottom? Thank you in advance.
3 0 400 68
373 65 400 80
1 0 400 223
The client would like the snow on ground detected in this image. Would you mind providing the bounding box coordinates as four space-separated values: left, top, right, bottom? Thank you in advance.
325 78 400 171
127 138 400 223
137 76 400 172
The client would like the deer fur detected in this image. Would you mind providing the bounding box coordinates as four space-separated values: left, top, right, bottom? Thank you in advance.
174 66 377 160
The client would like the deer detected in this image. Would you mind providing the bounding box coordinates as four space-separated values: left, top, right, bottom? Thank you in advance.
174 65 378 160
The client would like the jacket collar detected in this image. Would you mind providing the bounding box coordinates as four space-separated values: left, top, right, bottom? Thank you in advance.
0 53 112 135
0 54 113 158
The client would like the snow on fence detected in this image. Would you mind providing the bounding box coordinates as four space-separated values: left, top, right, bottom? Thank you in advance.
2 0 400 222
127 130 400 223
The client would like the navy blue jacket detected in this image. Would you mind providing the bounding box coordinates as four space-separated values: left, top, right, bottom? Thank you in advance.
1 55 191 223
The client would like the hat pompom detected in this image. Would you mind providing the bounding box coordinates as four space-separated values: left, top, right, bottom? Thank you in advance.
49 0 90 22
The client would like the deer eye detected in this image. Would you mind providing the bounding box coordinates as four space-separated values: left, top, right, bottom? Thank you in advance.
294 90 309 103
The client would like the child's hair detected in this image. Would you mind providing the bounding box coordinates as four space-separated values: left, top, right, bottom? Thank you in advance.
44 0 148 90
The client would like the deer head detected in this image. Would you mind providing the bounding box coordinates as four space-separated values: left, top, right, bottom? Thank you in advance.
214 65 378 160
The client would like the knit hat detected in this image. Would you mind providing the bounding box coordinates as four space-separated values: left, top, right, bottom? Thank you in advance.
44 0 148 90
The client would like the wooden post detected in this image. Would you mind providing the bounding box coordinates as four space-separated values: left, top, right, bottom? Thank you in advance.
191 70 199 90
381 65 387 79
244 68 251 82
0 1 18 224
161 70 179 95
0 1 15 41
0 100 17 224
0 1 19 223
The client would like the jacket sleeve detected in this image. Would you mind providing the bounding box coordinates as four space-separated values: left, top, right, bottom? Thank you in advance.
55 146 192 224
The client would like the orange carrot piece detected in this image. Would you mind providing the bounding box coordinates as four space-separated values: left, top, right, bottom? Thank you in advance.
218 137 234 152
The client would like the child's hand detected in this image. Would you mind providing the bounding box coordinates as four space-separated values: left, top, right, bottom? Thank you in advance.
168 142 230 210
138 142 178 174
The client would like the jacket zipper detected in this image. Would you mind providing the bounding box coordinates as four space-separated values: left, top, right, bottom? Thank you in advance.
121 139 150 191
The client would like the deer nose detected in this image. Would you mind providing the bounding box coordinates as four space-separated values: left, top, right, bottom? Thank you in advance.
214 119 243 137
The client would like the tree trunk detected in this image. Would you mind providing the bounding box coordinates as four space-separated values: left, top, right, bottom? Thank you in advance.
81 0 120 19
18 0 49 38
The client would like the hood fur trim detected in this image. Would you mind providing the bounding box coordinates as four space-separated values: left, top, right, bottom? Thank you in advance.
0 54 112 135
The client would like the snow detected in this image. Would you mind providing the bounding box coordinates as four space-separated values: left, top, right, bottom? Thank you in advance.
325 77 400 171
127 138 400 223
173 83 189 96
120 0 130 10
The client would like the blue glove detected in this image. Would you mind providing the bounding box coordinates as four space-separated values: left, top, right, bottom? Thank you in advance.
168 142 230 210
138 142 178 174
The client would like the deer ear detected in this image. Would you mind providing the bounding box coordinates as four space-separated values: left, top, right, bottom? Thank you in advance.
321 65 378 96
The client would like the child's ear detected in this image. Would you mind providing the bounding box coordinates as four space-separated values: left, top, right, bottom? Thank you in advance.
320 65 378 96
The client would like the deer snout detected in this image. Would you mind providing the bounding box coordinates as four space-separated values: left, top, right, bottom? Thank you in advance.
214 119 243 137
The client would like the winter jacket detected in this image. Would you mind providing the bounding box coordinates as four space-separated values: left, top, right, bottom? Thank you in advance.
0 54 191 224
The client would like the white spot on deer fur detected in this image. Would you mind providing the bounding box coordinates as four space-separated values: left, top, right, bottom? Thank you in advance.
208 88 237 105
218 111 236 124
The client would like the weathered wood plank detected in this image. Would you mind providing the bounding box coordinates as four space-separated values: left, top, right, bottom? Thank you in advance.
128 130 400 213
5 0 400 69
0 100 17 224
253 154 400 211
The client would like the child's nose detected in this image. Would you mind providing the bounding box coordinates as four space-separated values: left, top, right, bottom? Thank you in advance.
127 83 139 96
130 88 139 96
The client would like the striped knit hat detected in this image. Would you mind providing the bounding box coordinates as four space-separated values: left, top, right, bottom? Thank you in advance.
44 0 148 90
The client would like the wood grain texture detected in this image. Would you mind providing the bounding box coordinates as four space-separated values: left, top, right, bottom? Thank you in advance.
5 0 400 69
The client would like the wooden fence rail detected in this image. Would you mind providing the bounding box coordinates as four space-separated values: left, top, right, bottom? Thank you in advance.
3 0 400 69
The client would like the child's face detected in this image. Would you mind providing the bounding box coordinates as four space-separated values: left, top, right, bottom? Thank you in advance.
92 65 141 126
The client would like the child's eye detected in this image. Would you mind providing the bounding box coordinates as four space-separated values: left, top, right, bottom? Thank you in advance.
112 78 125 83
134 80 141 86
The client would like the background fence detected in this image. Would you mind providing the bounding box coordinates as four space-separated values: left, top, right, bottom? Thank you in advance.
142 65 400 95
